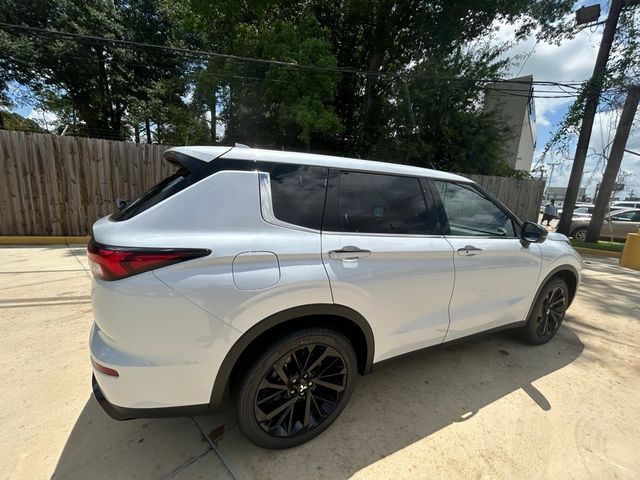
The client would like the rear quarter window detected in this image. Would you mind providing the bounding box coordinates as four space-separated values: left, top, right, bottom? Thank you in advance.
269 164 328 230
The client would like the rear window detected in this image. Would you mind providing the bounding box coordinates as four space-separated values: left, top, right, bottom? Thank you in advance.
111 167 190 221
269 164 328 229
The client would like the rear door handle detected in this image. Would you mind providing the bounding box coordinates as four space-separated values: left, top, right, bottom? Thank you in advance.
328 246 372 260
457 245 483 256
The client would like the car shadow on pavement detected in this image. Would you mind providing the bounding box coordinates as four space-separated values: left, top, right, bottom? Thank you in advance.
52 326 583 479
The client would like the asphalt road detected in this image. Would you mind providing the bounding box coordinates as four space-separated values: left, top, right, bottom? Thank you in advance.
1 245 638 479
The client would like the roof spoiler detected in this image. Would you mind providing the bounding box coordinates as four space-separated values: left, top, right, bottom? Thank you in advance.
164 150 208 173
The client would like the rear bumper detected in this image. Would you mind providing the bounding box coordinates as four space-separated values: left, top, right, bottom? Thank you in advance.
92 374 208 420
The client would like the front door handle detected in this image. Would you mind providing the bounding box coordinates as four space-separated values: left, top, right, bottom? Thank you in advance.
328 246 372 260
457 245 483 256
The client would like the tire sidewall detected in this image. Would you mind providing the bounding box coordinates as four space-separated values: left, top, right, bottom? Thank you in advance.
572 227 587 241
234 329 357 449
523 278 568 345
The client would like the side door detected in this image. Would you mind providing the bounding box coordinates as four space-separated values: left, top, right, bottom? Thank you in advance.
321 169 455 363
431 180 542 342
606 210 640 239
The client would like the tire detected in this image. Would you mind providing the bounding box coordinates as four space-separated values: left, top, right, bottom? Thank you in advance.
518 277 569 345
571 227 588 241
232 327 357 449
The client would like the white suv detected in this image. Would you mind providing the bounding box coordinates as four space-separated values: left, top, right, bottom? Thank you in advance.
89 146 581 449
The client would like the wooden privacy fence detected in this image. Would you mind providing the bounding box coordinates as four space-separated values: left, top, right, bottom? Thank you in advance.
0 130 543 236
1 130 171 236
464 174 544 224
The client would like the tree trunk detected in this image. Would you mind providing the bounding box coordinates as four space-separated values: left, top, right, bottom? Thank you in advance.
95 48 117 137
134 123 140 143
210 107 216 144
585 85 640 243
145 119 152 144
556 0 625 234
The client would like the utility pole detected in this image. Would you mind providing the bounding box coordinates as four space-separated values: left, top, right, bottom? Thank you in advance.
544 162 561 199
586 85 640 242
556 0 625 234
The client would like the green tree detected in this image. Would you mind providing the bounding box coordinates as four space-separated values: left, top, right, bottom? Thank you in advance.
371 46 515 175
311 0 574 158
0 0 189 139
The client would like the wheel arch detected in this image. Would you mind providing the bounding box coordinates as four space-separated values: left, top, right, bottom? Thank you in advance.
208 304 374 412
527 265 580 322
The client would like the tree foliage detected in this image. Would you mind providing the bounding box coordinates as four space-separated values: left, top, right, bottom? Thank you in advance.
1 0 576 175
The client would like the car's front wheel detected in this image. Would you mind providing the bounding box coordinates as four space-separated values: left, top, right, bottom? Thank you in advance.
519 277 569 345
233 327 357 449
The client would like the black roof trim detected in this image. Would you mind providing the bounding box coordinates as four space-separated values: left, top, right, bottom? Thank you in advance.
163 150 209 173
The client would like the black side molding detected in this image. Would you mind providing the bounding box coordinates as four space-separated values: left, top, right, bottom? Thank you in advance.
92 374 208 420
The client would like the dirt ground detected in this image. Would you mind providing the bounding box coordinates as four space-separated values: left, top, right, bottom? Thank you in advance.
1 245 639 480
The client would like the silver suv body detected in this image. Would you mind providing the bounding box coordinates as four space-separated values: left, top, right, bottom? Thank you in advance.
89 146 581 448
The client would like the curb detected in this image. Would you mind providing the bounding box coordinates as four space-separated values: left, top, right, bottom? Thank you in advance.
0 236 89 245
573 246 621 258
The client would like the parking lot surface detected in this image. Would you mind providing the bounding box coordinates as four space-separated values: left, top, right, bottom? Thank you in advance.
1 245 639 479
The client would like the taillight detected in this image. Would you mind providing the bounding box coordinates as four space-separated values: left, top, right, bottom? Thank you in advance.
87 239 210 281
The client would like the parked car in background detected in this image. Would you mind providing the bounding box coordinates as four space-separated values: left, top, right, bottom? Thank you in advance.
557 202 592 217
612 200 640 209
88 146 582 449
572 206 625 218
570 208 640 241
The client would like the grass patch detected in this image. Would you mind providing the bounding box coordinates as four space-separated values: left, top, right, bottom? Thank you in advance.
571 239 624 252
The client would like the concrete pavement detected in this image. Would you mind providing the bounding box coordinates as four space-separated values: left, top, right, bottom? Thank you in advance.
1 246 639 479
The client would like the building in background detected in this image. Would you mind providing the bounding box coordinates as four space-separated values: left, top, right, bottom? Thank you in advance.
546 186 586 202
484 75 536 171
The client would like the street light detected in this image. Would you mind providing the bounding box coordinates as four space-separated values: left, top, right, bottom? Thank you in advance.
575 4 601 25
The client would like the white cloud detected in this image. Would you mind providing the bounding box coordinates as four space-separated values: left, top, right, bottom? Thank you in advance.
534 97 573 127
494 19 599 83
26 108 58 131
492 18 640 198
493 20 600 127
546 108 640 196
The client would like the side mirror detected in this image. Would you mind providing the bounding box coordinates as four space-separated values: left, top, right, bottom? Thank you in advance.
520 221 548 245
116 198 128 211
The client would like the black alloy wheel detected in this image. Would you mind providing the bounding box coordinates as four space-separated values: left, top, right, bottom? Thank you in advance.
233 327 356 449
519 277 569 345
254 344 346 437
535 286 567 341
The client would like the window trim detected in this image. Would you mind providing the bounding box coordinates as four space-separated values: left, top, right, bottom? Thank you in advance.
610 211 639 222
427 179 522 239
321 168 443 237
258 171 327 233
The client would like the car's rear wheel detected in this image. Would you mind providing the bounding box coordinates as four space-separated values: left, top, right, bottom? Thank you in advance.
571 227 588 241
233 327 357 449
519 277 569 345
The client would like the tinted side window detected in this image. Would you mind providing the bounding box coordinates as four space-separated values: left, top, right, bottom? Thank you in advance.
330 171 433 234
611 211 637 221
270 164 328 229
434 181 515 237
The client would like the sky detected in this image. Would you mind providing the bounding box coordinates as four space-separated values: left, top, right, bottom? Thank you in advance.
495 12 640 200
7 6 640 200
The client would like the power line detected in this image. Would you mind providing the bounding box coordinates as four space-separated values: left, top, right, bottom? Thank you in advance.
0 22 591 88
